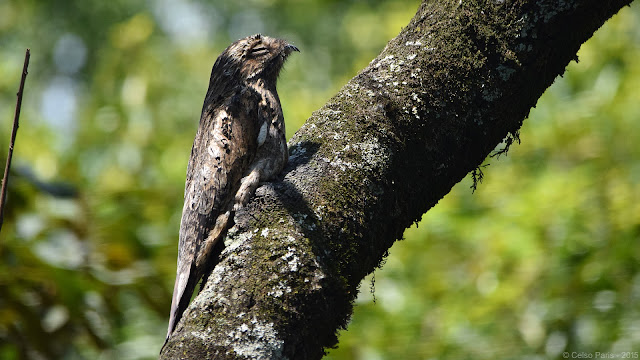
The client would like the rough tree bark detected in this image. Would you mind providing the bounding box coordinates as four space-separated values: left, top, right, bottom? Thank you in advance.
160 0 633 359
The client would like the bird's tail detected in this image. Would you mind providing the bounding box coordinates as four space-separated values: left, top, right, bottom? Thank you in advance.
161 210 232 354
161 264 197 353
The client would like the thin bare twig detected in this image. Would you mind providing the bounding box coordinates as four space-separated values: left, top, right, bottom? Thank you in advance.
0 49 30 233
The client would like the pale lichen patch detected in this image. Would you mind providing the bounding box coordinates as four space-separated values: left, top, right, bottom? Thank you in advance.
226 319 287 360
189 329 211 342
267 281 292 297
281 246 301 272
223 228 255 251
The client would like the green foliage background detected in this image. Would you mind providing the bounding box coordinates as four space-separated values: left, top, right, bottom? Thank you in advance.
0 0 638 359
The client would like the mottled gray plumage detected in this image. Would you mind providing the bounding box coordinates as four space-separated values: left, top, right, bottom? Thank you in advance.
164 34 298 347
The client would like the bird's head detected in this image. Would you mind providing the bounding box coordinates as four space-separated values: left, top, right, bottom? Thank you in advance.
220 34 299 85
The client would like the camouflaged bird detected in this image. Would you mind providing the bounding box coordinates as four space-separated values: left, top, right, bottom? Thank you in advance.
164 34 298 346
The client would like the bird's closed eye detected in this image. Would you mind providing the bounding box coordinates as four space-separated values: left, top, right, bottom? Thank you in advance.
250 46 269 56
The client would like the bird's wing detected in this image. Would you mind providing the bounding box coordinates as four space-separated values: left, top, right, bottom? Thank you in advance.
165 87 262 342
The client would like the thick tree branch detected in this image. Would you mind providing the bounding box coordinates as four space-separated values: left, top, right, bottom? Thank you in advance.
161 1 632 359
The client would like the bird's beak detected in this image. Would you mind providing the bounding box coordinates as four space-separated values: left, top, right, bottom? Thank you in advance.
285 44 300 54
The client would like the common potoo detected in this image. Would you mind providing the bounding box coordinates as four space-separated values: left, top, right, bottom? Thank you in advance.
164 34 298 345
